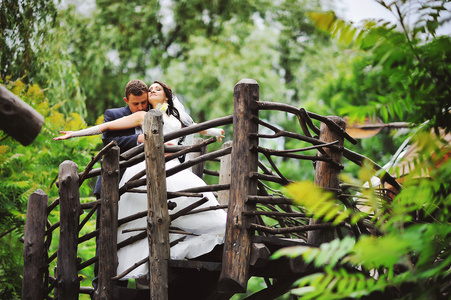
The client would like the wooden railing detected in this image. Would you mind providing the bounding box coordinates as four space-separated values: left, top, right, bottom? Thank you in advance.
22 78 400 300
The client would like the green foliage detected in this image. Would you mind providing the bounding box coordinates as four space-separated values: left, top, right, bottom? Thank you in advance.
0 80 101 297
291 270 387 299
163 1 328 182
165 19 284 121
285 182 353 225
273 238 389 299
1 0 87 118
0 231 23 299
55 0 276 124
0 0 59 81
273 2 451 299
274 237 356 268
276 144 451 298
308 1 451 131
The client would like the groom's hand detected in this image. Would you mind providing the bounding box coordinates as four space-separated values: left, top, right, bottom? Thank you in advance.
137 133 144 144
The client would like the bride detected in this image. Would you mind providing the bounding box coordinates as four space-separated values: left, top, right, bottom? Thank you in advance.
54 81 227 283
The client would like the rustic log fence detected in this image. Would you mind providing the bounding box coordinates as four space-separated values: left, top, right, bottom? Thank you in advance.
22 78 400 299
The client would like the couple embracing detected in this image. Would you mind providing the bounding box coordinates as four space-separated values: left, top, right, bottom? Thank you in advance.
55 79 227 287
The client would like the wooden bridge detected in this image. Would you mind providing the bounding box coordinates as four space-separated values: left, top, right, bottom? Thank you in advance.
21 79 400 300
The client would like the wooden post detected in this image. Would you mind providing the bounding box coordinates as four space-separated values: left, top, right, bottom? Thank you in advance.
95 146 120 300
0 85 44 146
22 189 48 300
219 79 259 293
56 161 80 300
144 110 169 300
190 137 207 179
307 116 345 246
218 141 232 208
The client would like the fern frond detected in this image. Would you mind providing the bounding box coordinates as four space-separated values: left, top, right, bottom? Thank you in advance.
291 268 388 300
273 237 355 269
307 12 364 47
285 182 367 225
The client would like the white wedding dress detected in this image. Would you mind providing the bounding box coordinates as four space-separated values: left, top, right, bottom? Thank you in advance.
116 113 227 280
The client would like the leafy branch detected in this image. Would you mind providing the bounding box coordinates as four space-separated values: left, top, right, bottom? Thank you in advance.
307 1 451 130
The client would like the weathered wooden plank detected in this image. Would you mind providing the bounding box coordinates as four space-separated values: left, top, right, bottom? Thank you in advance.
218 141 232 208
307 116 345 245
165 147 231 178
168 260 222 271
119 116 233 161
95 146 120 300
144 110 170 300
219 79 259 293
56 161 80 300
249 243 271 268
22 189 48 300
0 85 44 146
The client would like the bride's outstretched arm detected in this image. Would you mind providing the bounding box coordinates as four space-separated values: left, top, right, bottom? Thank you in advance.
199 128 225 142
53 111 146 141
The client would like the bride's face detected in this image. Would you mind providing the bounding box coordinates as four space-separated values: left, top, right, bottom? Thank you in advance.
148 83 168 107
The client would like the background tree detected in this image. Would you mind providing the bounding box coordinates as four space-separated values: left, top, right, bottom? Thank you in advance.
59 0 276 123
1 0 87 117
0 1 58 81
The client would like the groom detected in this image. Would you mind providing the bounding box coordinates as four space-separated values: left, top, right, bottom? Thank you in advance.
93 79 149 197
92 79 149 292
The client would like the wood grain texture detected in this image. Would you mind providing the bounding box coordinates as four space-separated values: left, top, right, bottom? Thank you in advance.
219 79 259 293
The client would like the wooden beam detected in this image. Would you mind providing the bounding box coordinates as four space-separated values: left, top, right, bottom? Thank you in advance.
168 260 222 271
22 189 48 300
218 141 232 208
144 110 170 300
95 146 120 300
307 116 345 245
249 243 271 268
0 85 44 146
219 79 259 293
56 161 80 300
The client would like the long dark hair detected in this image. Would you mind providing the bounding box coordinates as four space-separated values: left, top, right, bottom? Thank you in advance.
151 81 185 127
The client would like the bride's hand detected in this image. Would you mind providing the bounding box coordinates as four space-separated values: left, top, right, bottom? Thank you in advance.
213 129 225 142
53 131 74 141
203 128 225 142
217 129 225 142
164 142 175 157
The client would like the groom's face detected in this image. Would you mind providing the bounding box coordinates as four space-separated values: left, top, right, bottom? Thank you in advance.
125 93 149 113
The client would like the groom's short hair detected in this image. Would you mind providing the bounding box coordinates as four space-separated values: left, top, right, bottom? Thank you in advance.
125 79 148 100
